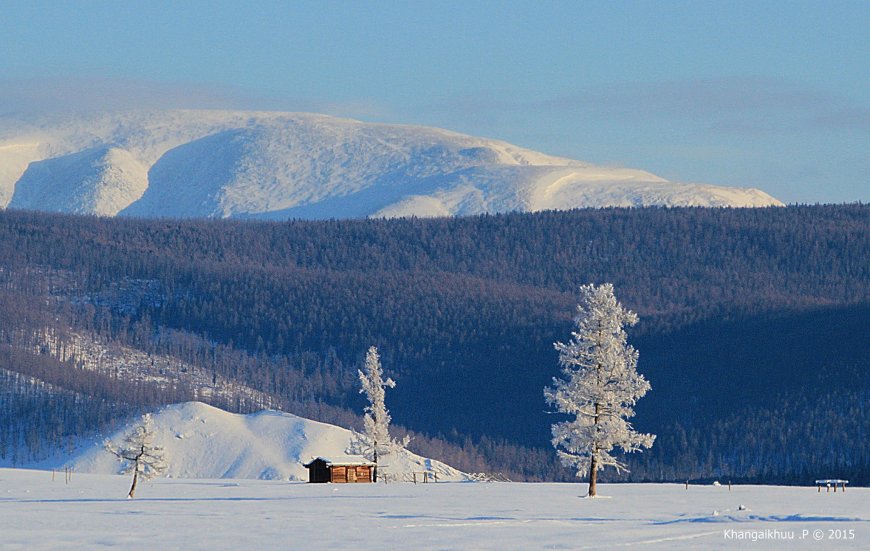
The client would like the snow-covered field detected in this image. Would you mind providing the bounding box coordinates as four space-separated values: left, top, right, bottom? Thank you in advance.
0 469 864 550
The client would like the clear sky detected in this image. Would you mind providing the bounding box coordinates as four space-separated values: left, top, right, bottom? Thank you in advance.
1 0 868 203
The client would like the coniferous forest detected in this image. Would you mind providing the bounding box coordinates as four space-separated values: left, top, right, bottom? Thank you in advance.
0 204 867 484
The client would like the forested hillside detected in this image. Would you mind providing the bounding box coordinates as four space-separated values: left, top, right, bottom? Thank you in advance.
0 205 867 483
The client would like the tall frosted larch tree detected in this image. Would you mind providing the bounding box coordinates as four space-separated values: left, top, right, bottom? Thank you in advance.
544 283 655 497
105 413 167 498
358 346 407 482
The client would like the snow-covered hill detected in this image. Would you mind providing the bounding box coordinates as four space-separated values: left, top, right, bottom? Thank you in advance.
38 402 466 482
0 110 782 218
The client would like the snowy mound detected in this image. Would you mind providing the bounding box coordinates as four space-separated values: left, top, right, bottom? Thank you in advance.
62 402 467 482
0 110 782 219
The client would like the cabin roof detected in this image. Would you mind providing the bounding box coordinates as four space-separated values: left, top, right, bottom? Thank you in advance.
303 456 376 467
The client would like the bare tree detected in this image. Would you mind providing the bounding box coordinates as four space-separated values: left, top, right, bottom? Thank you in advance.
105 413 167 498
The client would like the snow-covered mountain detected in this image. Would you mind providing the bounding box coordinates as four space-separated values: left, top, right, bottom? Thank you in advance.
0 110 782 219
34 402 466 482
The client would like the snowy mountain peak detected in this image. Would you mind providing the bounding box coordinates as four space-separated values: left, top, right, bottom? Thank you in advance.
62 402 467 482
0 110 783 219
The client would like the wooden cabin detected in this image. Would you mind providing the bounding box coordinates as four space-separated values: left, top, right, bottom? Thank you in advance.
303 457 375 483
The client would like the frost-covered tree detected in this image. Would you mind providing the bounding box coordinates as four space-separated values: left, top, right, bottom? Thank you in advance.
544 283 655 497
105 413 167 498
358 346 408 481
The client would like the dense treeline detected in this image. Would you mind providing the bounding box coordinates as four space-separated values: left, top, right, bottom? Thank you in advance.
0 369 124 465
0 205 867 483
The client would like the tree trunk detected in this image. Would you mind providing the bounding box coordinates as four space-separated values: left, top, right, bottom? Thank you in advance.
588 453 598 497
127 463 139 499
373 447 378 483
589 401 600 497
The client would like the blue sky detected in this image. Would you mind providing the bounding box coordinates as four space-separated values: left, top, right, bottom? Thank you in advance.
1 0 868 203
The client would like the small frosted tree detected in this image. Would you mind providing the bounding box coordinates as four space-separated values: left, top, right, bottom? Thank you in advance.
358 346 408 481
105 413 167 498
544 283 654 497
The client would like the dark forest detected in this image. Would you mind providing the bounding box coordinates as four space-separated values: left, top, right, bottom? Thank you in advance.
0 204 867 483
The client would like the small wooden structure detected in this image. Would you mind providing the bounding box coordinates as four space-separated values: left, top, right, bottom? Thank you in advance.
303 457 375 483
815 479 848 493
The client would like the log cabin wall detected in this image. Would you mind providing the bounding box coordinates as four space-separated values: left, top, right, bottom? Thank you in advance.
330 465 372 483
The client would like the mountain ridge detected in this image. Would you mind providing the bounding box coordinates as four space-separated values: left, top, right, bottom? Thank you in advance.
0 110 782 219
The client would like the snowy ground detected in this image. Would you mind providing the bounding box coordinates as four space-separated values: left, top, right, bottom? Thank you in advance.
0 469 865 550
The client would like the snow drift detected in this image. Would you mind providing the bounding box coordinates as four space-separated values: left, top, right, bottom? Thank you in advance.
56 402 466 482
0 110 782 219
